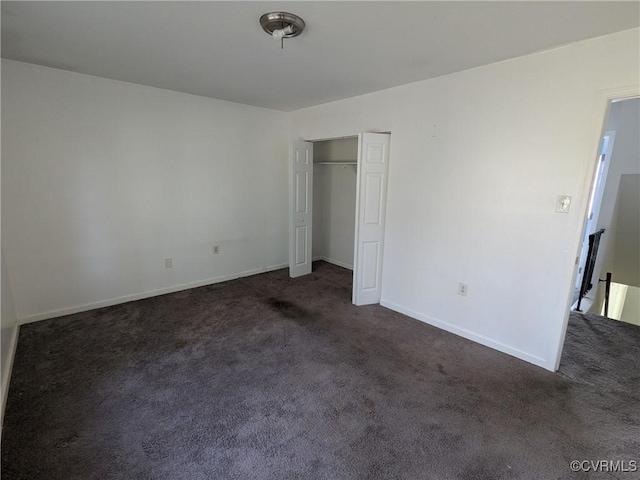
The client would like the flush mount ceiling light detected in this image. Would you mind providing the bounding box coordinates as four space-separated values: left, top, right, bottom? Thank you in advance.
260 12 305 50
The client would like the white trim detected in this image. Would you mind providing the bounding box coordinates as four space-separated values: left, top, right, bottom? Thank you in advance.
1 322 19 430
380 299 552 371
18 263 288 325
312 256 354 271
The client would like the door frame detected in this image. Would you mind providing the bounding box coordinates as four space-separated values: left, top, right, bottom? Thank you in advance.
552 85 639 371
290 131 392 305
573 129 616 302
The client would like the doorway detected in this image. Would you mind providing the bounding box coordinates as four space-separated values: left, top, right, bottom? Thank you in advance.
572 130 615 310
289 133 391 306
570 97 640 318
559 96 639 391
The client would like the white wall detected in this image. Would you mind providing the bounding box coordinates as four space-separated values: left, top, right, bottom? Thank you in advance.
612 174 640 287
1 60 290 322
312 138 358 269
1 248 19 425
290 29 640 371
619 285 640 326
600 282 640 326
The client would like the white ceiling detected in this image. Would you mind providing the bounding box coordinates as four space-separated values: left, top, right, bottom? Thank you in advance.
2 1 639 111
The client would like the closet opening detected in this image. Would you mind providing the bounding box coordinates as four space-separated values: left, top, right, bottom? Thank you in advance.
312 137 358 282
290 133 390 305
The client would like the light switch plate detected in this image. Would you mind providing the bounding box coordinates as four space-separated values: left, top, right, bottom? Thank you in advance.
556 195 571 213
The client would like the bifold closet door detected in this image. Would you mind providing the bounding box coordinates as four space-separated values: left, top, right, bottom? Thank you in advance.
353 133 390 305
289 140 313 278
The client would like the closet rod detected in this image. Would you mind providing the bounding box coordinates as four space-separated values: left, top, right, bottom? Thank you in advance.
314 161 357 165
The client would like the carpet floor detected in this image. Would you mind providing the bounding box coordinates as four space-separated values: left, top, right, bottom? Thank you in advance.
559 311 640 401
2 262 638 479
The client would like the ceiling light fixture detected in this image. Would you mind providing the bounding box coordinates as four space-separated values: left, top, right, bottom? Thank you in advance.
260 12 305 50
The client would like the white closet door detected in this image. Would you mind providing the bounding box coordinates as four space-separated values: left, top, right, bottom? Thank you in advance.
353 133 390 305
289 140 314 278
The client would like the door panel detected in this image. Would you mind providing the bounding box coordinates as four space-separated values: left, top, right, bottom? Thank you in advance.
364 173 383 225
353 133 390 305
295 225 308 265
361 241 380 290
290 141 313 278
295 172 309 213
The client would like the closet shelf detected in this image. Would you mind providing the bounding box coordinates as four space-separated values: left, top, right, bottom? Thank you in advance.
315 161 357 165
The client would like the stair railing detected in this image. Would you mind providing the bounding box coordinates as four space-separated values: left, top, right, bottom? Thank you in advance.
575 228 605 312
598 272 612 317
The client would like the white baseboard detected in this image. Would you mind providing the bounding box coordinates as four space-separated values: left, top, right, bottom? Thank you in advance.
18 263 288 325
1 322 19 430
312 256 353 271
379 299 552 371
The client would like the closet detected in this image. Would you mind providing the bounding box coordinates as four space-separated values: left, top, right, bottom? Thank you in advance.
312 137 358 270
290 133 390 305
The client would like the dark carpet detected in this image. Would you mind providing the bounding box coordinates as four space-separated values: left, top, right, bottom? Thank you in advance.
2 262 639 479
560 311 640 400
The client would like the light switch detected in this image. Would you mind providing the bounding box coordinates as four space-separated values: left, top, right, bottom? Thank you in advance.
556 196 571 213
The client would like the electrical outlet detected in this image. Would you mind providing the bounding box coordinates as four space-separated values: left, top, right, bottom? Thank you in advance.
213 245 220 255
165 258 173 269
458 282 468 296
